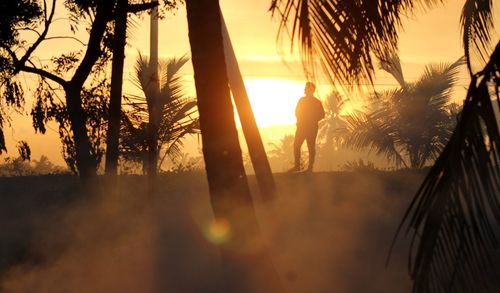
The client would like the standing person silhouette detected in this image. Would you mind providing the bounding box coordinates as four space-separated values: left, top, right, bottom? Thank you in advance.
289 82 325 172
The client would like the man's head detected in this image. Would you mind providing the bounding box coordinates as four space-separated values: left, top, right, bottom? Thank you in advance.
304 82 316 96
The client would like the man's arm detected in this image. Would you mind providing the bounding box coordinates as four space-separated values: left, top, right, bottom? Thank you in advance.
295 98 303 119
317 99 325 120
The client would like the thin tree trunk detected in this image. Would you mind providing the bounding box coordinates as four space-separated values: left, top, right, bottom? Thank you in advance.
105 0 128 176
185 1 284 292
147 1 160 177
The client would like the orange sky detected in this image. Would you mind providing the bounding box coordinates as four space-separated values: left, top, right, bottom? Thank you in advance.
3 0 499 166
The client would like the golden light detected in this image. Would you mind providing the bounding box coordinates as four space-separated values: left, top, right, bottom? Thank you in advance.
242 78 305 127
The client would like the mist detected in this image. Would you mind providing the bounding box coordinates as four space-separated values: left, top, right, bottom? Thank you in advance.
0 171 424 292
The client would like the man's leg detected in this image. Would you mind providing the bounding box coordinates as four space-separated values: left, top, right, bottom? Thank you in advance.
305 126 319 171
291 128 305 171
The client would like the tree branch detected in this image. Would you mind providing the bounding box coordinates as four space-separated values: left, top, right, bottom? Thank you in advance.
14 0 57 73
18 27 42 38
127 2 159 13
20 65 67 87
43 0 48 21
44 36 87 46
70 1 114 88
0 45 20 64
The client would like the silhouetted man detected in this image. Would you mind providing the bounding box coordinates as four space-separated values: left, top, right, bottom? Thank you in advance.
289 82 325 172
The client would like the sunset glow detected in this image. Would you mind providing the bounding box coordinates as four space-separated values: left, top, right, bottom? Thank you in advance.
243 78 304 127
0 0 489 167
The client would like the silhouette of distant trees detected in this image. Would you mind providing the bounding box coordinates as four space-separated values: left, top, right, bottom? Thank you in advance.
0 155 67 176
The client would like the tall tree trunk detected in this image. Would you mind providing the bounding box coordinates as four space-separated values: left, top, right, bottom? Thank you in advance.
147 1 160 177
105 0 128 176
185 1 283 292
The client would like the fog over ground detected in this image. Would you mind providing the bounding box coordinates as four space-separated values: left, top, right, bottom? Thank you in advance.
0 171 423 292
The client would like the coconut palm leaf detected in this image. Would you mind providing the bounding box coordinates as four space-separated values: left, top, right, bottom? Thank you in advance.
394 42 500 293
132 53 155 105
377 49 407 88
413 58 465 103
460 0 496 74
269 0 438 85
158 55 189 107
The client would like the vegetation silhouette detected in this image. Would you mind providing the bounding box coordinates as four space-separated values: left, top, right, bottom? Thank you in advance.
0 0 176 181
0 0 498 293
346 54 464 169
0 155 67 176
120 53 198 174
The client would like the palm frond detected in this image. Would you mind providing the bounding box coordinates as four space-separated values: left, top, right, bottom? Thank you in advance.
460 0 496 74
132 52 156 106
393 42 500 293
269 0 439 86
121 54 198 171
415 57 465 104
377 49 407 88
159 55 189 105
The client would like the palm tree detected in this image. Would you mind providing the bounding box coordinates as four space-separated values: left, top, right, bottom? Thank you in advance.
185 0 284 291
395 42 500 293
119 54 198 174
346 55 464 169
270 1 499 292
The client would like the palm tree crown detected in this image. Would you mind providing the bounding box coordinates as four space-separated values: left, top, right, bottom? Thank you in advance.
120 54 198 173
346 55 464 168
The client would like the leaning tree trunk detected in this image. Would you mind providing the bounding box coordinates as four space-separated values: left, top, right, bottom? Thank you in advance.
220 13 276 199
105 0 128 176
185 0 284 292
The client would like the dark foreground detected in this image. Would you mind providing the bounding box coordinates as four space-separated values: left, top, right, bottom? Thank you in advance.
0 170 425 293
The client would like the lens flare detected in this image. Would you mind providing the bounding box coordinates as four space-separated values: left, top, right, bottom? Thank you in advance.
204 218 231 245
